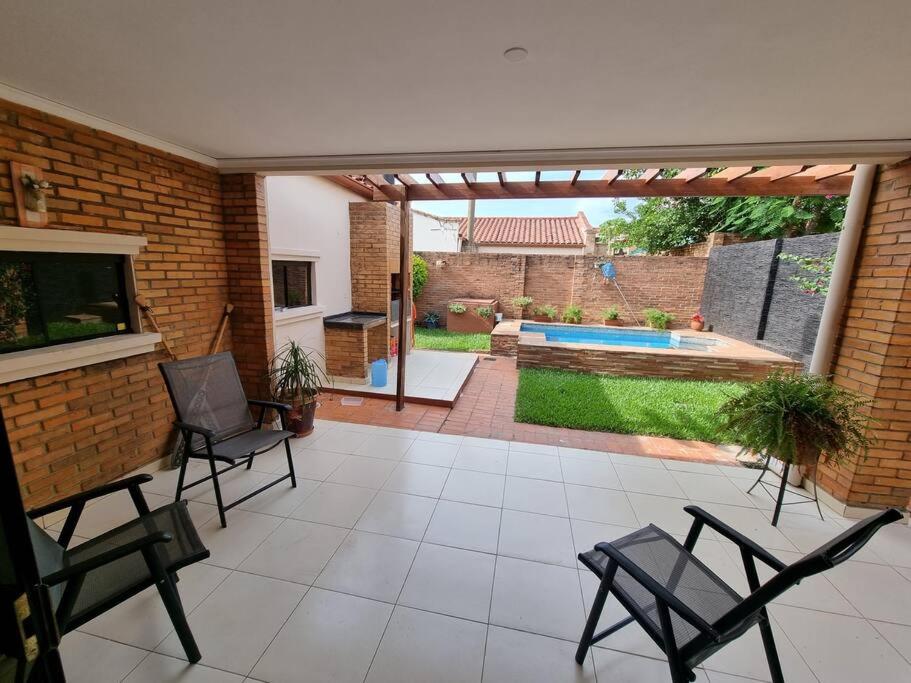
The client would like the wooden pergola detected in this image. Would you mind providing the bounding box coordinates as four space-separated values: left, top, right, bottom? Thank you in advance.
332 165 855 203
327 164 858 410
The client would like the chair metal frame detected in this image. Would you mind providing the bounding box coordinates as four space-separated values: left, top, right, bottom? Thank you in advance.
576 504 903 682
28 474 209 663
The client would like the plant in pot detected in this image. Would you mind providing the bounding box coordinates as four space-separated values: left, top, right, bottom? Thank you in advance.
602 306 622 326
448 302 467 314
562 304 583 324
532 304 558 322
643 308 674 330
475 305 494 320
719 371 873 525
511 296 533 319
423 311 440 329
690 312 705 331
267 341 330 438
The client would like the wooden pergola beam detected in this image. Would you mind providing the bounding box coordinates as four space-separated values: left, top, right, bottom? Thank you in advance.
461 172 477 187
676 167 708 183
326 175 375 199
570 170 582 186
799 164 855 181
602 169 621 184
749 166 805 181
394 173 418 186
641 168 661 184
534 171 541 186
497 172 507 186
375 174 853 201
714 167 753 182
426 173 445 188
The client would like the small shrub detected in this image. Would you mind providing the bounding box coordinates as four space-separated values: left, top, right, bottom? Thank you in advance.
511 296 533 309
533 304 558 320
475 306 493 319
423 311 440 328
448 302 467 314
643 308 674 329
562 304 584 324
412 254 429 299
602 306 620 320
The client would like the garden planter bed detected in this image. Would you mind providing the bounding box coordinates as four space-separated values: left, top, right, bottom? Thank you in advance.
446 298 498 333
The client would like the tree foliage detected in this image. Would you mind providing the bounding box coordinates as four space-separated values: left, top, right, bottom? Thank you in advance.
412 253 429 299
599 193 847 254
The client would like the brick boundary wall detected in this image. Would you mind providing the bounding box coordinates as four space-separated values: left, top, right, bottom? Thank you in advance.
415 252 706 327
0 98 233 507
516 342 799 381
222 173 274 399
820 160 911 510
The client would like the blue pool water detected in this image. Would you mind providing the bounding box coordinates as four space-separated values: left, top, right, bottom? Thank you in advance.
519 323 715 351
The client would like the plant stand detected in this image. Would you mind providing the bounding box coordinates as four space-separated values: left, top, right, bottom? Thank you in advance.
748 454 824 526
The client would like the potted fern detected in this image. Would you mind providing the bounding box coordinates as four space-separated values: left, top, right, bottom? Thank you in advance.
532 305 558 322
267 341 330 437
511 296 533 319
562 304 583 324
720 371 873 525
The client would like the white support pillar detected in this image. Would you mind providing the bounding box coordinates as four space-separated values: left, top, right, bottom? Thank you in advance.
808 164 877 375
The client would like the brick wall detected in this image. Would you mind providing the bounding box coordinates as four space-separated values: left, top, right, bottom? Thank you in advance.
666 232 755 257
222 173 274 398
820 161 911 510
324 327 369 379
416 252 706 327
0 98 232 507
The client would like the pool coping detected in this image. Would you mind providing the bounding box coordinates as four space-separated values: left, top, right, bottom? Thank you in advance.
492 318 798 364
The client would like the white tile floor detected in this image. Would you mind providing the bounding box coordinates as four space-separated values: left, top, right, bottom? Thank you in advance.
59 420 911 682
330 349 477 402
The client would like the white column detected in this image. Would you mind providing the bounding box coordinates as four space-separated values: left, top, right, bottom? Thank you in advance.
808 164 877 375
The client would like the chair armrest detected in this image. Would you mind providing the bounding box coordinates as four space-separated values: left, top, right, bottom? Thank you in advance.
43 531 172 586
685 506 786 572
594 540 720 639
174 421 216 439
28 474 154 519
248 399 292 412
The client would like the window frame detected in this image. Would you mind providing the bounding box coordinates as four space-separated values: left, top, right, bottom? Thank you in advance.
269 250 321 324
0 251 134 354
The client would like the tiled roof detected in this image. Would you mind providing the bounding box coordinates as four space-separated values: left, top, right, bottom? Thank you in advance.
455 212 592 247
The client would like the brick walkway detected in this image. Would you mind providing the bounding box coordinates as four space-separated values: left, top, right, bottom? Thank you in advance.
316 355 739 465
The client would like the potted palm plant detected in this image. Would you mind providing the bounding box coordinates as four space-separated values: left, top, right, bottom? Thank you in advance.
267 341 330 437
720 371 873 525
602 306 622 327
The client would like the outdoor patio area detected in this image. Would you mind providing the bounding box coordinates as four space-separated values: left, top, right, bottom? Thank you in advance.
50 420 911 683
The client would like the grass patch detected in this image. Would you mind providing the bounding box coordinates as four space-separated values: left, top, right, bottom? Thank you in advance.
515 368 746 443
415 327 491 352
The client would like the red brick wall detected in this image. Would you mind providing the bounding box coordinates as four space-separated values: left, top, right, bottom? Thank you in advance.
820 160 911 509
416 252 706 327
222 173 274 399
0 98 231 507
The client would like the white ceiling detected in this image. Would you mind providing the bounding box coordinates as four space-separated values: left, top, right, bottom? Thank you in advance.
1 1 910 165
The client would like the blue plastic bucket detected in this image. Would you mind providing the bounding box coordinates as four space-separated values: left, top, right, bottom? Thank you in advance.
371 359 388 387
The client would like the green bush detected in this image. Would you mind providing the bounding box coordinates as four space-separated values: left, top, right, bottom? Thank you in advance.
448 302 467 314
533 304 558 320
412 254 428 300
475 306 493 319
602 306 620 320
511 296 533 309
643 308 674 329
562 304 584 324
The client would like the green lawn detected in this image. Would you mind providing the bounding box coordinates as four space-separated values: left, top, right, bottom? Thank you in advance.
515 368 746 443
415 328 491 352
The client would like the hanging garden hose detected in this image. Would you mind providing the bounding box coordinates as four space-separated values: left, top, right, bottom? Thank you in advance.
599 261 641 326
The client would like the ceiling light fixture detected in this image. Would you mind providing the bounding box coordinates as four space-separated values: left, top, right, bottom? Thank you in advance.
503 47 528 63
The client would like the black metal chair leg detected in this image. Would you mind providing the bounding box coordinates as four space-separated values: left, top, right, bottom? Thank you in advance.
747 456 771 494
284 438 297 488
576 561 616 664
245 454 254 470
156 572 201 663
174 436 191 502
207 455 227 528
771 463 790 527
758 612 785 683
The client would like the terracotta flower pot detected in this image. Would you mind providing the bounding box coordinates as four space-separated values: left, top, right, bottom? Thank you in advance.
287 399 317 437
690 320 704 331
533 315 553 322
603 319 622 327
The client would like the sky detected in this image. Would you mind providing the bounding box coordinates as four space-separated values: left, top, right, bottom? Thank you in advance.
409 170 634 226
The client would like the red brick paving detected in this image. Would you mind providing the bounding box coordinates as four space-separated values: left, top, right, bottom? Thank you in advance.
316 355 739 466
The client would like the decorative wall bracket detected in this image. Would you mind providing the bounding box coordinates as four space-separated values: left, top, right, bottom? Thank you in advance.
10 161 52 227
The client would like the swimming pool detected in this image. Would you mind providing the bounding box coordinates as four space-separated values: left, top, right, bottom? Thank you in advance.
519 323 717 351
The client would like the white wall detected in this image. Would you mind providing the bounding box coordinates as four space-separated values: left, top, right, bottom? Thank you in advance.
412 210 461 252
265 176 363 366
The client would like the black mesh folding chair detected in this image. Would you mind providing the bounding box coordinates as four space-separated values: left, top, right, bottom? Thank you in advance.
159 352 296 527
27 474 209 662
577 504 903 683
